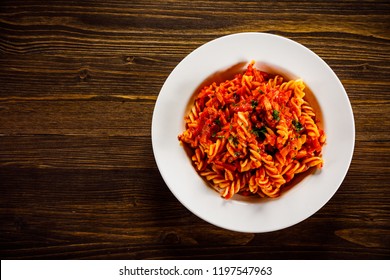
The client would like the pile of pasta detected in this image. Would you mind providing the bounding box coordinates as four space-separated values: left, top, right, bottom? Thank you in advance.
178 62 326 199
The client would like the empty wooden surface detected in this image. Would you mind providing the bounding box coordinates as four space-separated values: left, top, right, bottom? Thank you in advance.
1 0 389 259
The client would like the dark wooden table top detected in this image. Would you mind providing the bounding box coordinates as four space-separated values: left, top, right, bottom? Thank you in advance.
1 0 389 260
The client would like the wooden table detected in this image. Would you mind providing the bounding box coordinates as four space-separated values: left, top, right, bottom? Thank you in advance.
1 0 389 260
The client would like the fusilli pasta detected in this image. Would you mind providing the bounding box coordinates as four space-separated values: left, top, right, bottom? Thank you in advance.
178 61 326 199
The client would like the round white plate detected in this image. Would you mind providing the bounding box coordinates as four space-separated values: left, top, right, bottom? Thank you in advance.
151 32 355 233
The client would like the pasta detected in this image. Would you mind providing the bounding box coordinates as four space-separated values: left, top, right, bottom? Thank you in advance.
178 61 326 199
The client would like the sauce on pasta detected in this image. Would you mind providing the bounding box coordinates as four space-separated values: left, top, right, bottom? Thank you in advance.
178 61 326 199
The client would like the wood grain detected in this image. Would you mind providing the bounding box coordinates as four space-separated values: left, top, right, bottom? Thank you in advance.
1 0 390 259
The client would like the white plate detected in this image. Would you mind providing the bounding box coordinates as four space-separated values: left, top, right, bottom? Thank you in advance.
151 32 355 233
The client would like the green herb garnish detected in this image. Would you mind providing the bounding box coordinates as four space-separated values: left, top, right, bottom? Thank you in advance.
251 100 258 109
272 110 280 121
228 135 239 146
292 120 303 132
251 126 267 139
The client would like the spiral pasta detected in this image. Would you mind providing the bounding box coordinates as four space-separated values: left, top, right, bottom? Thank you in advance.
178 62 326 199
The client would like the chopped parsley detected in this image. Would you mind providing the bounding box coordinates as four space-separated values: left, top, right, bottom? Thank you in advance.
251 126 267 139
251 100 258 109
214 118 221 126
272 110 280 121
258 89 265 95
228 135 239 146
292 120 303 132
